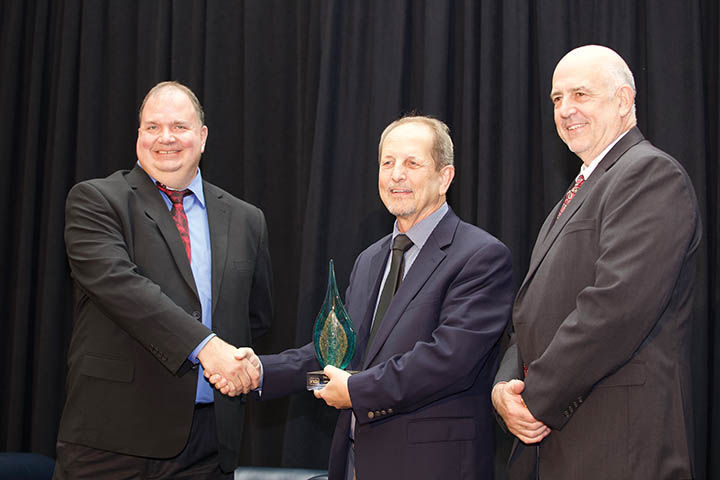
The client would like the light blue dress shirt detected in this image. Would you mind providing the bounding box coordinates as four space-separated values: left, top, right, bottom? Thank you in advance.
145 166 215 404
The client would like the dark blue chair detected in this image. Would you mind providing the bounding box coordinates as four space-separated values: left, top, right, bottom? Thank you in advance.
0 452 55 480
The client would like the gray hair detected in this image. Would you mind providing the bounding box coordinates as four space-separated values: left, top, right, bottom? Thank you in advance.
378 115 454 169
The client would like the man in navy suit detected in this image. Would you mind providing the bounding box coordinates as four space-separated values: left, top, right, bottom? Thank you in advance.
247 116 513 479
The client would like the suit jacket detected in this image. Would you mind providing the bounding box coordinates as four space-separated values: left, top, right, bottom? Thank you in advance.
58 164 272 471
496 127 701 480
261 208 513 480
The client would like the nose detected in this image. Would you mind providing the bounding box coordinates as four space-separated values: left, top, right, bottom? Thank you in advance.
391 162 407 182
556 98 576 118
159 127 175 143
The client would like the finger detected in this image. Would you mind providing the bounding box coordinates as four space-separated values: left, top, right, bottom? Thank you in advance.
212 376 228 388
510 421 550 438
233 369 252 394
245 364 260 389
323 365 340 378
234 347 254 361
226 381 238 395
244 360 260 380
248 355 261 371
507 379 525 394
515 426 551 444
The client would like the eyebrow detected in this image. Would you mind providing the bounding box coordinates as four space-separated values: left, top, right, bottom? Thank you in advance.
549 86 588 99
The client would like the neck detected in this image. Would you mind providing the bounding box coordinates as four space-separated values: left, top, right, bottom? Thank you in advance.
396 200 445 233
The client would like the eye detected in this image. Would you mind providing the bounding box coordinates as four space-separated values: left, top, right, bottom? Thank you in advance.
552 96 561 106
175 125 187 130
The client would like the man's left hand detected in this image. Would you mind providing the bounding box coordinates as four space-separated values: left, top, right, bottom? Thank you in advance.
314 365 352 409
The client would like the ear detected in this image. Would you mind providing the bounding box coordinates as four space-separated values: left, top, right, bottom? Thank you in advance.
200 125 209 153
438 165 455 196
617 85 634 117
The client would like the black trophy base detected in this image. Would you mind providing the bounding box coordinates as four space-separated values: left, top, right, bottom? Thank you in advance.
306 370 358 390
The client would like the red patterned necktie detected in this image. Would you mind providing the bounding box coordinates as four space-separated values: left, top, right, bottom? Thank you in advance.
156 182 193 262
556 174 585 219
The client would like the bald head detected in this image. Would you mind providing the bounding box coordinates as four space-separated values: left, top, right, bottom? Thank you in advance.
550 45 637 165
556 45 636 98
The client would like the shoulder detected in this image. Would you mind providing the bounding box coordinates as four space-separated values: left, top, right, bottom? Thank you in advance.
444 211 511 262
457 218 507 248
204 181 264 214
203 181 268 234
67 169 132 202
611 139 698 204
355 233 392 262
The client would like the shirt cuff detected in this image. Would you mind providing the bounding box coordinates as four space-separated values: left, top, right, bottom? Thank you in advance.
256 358 265 395
189 333 216 363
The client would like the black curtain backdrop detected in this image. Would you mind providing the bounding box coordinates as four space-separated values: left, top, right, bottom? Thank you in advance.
1 1 717 478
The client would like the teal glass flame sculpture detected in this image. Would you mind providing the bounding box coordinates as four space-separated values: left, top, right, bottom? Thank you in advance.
307 259 357 390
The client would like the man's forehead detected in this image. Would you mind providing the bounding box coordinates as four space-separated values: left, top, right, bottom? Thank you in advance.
551 64 605 94
141 91 196 121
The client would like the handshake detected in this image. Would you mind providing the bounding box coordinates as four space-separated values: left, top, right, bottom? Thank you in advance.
197 336 353 408
197 336 261 397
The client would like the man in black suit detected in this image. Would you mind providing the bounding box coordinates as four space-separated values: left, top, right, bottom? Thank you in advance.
54 81 272 479
493 45 701 479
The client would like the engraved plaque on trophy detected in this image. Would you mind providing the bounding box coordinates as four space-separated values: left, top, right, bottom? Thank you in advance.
306 260 357 390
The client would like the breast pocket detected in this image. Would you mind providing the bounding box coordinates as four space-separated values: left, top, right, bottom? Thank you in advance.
559 218 597 237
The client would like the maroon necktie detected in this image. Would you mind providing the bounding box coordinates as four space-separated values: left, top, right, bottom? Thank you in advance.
556 174 585 219
156 182 193 262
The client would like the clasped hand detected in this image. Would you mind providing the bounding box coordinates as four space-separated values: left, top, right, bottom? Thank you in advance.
197 336 260 397
492 379 551 444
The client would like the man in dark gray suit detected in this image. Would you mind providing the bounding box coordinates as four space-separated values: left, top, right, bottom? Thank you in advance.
493 45 700 479
55 82 271 479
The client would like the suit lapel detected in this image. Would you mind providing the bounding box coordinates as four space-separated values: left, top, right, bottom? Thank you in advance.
362 210 457 367
204 183 230 315
127 165 198 298
354 239 391 369
517 127 646 295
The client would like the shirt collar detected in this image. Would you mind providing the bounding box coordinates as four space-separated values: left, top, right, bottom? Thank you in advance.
138 162 207 208
392 202 449 250
580 130 629 180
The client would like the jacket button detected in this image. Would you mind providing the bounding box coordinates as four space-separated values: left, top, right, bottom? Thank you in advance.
381 410 387 416
368 412 374 419
388 408 393 414
192 311 201 319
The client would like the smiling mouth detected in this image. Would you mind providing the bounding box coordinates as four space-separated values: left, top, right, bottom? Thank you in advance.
156 150 181 155
567 124 586 131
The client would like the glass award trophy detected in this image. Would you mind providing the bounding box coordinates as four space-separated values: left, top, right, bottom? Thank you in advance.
306 260 357 390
